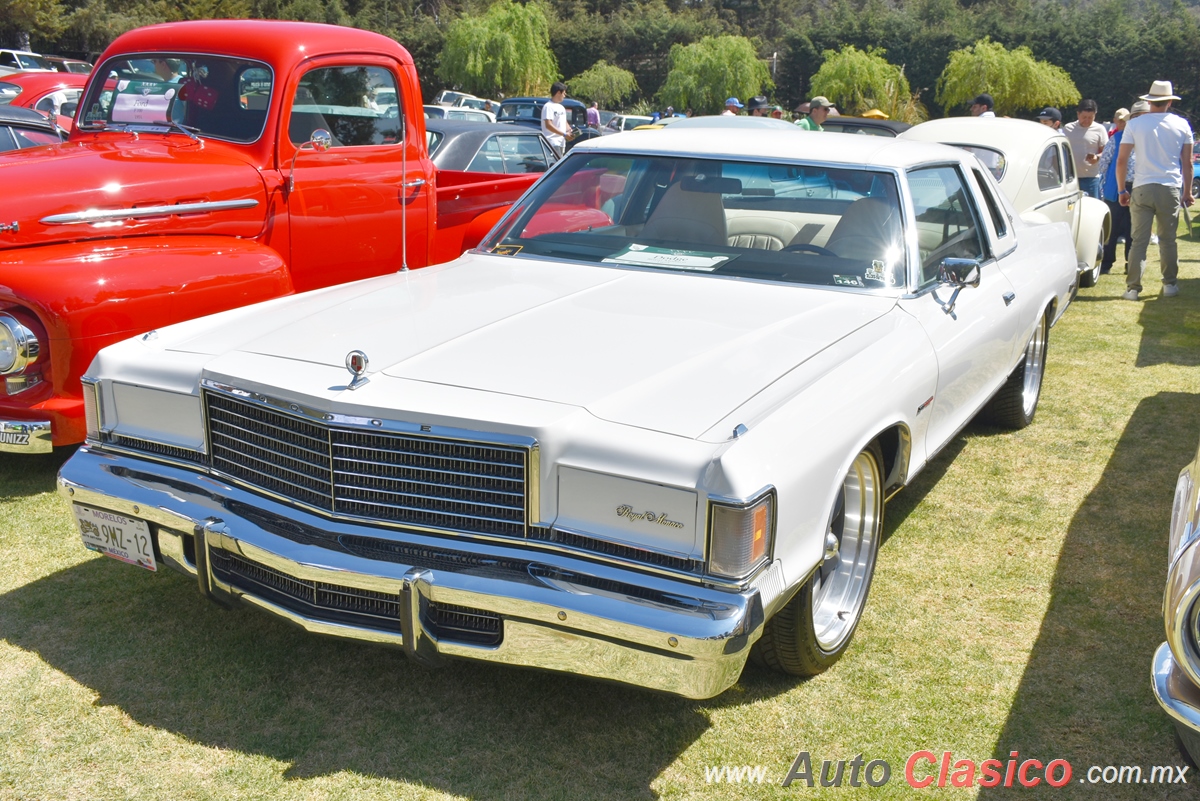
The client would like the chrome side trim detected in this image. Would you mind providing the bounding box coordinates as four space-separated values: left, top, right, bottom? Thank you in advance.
0 419 52 454
1153 641 1200 736
40 199 260 226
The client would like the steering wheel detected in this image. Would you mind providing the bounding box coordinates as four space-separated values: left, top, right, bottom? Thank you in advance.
781 242 837 257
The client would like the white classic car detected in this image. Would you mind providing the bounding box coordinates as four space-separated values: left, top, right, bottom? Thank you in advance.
901 118 1111 288
57 130 1078 698
1154 430 1200 762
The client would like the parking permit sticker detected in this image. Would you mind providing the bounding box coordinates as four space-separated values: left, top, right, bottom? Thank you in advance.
833 274 865 287
603 244 732 271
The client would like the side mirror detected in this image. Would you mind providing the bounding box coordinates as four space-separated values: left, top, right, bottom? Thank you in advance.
936 257 981 317
939 257 981 288
287 128 333 193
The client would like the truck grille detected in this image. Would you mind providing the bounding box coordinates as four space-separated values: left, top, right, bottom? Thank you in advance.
205 391 528 537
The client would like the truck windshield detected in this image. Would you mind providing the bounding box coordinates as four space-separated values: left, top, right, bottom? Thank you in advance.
78 54 273 143
481 152 907 292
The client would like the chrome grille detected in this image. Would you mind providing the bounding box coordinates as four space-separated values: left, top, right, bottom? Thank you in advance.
205 391 528 537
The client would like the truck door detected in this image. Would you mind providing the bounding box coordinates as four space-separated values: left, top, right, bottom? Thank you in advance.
284 60 432 293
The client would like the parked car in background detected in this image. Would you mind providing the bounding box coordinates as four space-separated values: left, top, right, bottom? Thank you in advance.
426 118 557 173
496 96 602 148
453 96 499 114
0 71 87 130
0 20 543 454
58 128 1077 699
821 116 911 137
603 113 652 133
0 105 66 151
0 50 54 77
42 56 93 74
1153 428 1200 764
902 117 1110 288
423 104 495 123
432 89 475 107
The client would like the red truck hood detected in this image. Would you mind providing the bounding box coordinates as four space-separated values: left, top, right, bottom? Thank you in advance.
0 136 268 249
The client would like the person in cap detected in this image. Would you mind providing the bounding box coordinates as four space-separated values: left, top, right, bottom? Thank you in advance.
770 105 784 119
1115 80 1194 299
746 96 770 117
722 97 744 116
970 94 995 118
1037 107 1062 129
1064 99 1109 199
797 96 832 131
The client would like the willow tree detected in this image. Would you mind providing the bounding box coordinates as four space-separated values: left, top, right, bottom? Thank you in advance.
810 46 926 123
568 60 639 108
658 35 771 116
439 0 558 98
936 38 1080 116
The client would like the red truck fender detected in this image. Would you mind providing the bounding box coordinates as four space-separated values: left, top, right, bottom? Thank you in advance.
0 236 292 444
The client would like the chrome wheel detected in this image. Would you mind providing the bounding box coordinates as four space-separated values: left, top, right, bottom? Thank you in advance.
1020 314 1047 420
811 449 884 652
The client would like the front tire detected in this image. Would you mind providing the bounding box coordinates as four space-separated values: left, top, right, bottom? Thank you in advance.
982 309 1049 429
755 444 884 675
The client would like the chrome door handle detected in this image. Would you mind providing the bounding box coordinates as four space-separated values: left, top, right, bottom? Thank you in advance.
1003 292 1016 306
402 178 427 188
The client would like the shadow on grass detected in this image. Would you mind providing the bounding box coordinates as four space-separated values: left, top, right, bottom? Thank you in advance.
1136 278 1200 368
0 448 73 501
979 392 1200 798
0 556 721 799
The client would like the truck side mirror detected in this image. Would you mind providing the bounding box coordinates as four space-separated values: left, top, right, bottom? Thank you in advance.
287 128 333 193
937 257 981 316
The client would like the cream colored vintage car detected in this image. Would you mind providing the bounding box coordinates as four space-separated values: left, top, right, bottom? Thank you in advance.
1154 431 1200 762
57 129 1078 698
902 118 1111 288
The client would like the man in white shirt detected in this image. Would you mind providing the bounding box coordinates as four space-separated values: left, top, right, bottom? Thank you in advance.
541 82 574 157
969 93 995 118
1063 99 1108 199
1116 80 1194 299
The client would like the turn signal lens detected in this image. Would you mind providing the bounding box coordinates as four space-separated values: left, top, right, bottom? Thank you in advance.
709 493 774 579
82 380 100 441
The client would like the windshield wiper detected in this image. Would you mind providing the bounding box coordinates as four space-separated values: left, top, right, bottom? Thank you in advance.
150 119 200 141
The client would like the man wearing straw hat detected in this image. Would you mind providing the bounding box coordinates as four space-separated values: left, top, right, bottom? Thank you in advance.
1115 80 1194 300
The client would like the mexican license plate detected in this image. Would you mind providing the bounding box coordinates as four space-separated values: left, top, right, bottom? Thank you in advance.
73 503 156 572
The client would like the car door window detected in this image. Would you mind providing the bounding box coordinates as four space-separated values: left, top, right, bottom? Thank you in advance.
466 136 504 173
289 65 401 147
909 165 985 286
971 168 1007 238
500 135 550 173
1060 142 1076 184
1037 144 1063 190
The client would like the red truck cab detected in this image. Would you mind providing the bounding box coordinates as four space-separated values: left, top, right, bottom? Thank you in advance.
0 20 538 452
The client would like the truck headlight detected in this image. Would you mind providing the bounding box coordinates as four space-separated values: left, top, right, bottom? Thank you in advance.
708 490 775 579
0 312 40 375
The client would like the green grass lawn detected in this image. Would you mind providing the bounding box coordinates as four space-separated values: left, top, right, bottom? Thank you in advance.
3 237 1200 799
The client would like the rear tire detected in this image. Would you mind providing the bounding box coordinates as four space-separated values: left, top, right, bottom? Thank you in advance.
755 444 884 675
982 309 1049 429
1078 239 1103 288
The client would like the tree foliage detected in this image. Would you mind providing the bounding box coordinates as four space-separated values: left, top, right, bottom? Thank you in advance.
658 35 770 115
568 60 638 107
937 38 1080 115
438 0 558 97
809 45 926 123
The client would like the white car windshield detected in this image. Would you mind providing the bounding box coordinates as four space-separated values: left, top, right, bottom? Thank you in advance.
77 54 273 142
482 153 907 291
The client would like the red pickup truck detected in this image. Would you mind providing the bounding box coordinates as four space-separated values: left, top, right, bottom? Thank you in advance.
0 20 538 453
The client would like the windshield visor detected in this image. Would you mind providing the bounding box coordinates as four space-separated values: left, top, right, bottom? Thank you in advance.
78 54 273 142
481 153 908 291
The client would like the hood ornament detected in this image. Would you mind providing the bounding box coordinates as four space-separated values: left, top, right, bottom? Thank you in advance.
345 350 369 390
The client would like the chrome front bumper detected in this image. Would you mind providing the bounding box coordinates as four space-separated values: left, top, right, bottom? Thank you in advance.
1152 641 1200 759
0 419 52 454
58 447 764 699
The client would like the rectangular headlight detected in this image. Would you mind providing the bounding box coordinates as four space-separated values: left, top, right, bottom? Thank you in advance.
708 492 774 579
81 380 100 441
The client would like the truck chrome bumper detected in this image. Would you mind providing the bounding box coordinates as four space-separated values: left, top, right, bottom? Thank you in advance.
58 447 763 699
0 419 52 454
1152 641 1200 758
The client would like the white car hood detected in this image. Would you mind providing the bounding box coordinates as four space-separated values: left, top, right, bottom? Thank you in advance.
173 254 897 439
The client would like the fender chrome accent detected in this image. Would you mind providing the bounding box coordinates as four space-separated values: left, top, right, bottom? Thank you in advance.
40 199 260 226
